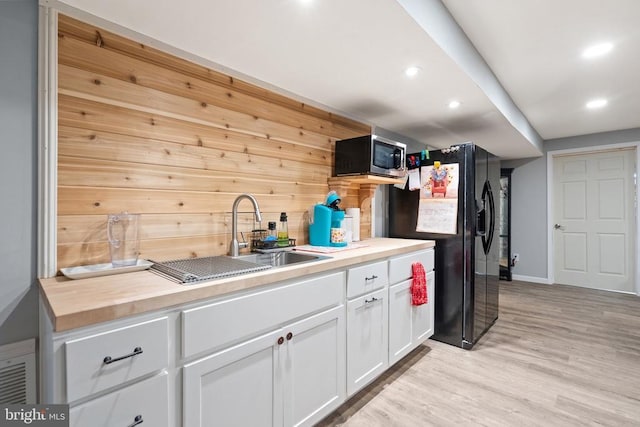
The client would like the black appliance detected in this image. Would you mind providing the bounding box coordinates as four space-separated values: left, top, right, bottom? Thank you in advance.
389 143 499 349
334 135 406 178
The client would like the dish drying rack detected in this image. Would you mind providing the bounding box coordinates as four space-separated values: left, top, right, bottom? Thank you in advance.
249 229 296 252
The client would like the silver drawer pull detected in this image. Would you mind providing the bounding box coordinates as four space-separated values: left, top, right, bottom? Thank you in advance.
103 347 143 364
127 415 143 427
364 297 378 304
365 275 378 281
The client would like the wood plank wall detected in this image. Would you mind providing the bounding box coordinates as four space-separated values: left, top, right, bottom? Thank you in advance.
57 14 370 269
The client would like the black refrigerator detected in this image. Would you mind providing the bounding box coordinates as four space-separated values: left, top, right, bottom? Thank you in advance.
389 143 500 349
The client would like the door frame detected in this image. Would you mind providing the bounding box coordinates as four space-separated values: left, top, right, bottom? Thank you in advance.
546 142 640 295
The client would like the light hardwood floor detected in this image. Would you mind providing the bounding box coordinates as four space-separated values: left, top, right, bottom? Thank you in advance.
319 281 640 426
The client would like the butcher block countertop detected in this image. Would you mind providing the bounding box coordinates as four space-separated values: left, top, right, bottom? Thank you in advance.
39 238 434 332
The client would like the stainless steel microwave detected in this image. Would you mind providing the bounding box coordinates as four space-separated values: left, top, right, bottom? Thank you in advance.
334 135 407 178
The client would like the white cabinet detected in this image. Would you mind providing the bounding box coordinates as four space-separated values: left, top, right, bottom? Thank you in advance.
283 306 345 427
39 314 171 426
388 280 414 364
346 287 388 396
183 328 283 427
41 243 436 427
388 249 435 366
388 271 435 365
182 272 344 358
182 270 346 427
183 305 345 427
70 372 169 427
346 260 388 298
64 317 169 402
412 271 435 344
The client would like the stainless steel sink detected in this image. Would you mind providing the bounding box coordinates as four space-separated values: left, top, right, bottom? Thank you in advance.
234 251 330 268
150 252 329 284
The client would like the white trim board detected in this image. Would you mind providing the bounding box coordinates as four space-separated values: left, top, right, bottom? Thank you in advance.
37 5 58 278
546 141 640 296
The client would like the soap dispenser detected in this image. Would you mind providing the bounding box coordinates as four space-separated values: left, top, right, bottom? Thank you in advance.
277 212 289 247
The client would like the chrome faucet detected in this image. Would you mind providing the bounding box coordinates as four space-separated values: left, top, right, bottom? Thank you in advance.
229 193 263 257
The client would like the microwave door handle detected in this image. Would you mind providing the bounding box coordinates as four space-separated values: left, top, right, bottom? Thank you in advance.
393 148 403 169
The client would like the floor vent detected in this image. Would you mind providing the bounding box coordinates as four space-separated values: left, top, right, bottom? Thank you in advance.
0 339 36 404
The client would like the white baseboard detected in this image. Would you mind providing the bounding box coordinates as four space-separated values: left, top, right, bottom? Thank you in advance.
511 274 553 285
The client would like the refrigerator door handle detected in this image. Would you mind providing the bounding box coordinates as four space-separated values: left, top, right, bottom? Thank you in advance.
486 181 496 254
481 180 495 255
476 199 486 237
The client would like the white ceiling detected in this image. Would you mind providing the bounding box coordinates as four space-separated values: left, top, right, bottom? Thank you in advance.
443 0 640 142
56 0 640 159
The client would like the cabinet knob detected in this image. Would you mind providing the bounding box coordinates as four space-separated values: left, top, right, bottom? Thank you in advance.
365 275 378 281
364 297 379 304
286 332 293 341
277 337 284 345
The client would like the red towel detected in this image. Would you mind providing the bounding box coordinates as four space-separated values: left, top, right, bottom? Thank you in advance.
411 262 428 306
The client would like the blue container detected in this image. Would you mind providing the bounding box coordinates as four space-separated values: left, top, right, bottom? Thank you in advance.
309 204 332 246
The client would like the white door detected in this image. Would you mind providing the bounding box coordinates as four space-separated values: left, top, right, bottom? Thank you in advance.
553 148 636 292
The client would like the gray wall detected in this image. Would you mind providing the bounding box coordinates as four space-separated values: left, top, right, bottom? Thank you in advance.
503 128 640 281
0 0 39 345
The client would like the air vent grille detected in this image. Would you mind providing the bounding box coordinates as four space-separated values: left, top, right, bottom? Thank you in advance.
0 340 36 404
0 360 28 403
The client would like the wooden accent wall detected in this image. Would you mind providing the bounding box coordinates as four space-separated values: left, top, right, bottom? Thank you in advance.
56 14 370 269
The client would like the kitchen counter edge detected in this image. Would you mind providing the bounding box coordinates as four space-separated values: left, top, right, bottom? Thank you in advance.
39 238 435 332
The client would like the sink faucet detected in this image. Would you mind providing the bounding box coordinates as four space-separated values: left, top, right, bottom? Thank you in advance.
229 193 263 257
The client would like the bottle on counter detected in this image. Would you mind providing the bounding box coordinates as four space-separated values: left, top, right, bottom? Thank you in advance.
262 221 278 249
277 212 289 247
267 221 277 240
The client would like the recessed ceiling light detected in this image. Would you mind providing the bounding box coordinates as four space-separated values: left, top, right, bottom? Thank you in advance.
448 100 461 109
405 66 421 77
586 99 608 109
582 42 613 59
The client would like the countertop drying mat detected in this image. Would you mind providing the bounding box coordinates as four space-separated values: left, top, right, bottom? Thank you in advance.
150 256 271 284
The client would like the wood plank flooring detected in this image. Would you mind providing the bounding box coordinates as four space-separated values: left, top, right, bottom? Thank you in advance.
319 281 640 426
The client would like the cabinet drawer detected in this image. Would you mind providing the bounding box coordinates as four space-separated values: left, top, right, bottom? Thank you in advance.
389 249 434 284
70 373 169 427
182 271 345 358
346 261 388 298
65 317 169 402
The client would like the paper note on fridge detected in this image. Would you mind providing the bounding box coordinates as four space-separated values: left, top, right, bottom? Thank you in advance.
416 198 458 234
408 169 421 191
419 163 459 199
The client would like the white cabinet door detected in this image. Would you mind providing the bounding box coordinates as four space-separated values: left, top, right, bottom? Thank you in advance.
388 280 413 366
183 329 284 427
412 271 435 344
388 271 436 366
346 288 388 397
283 305 345 427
